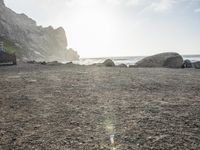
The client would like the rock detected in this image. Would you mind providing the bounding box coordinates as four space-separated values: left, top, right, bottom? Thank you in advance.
0 2 68 62
40 61 47 65
135 52 183 68
0 0 4 6
193 61 200 69
92 63 104 67
103 59 115 67
47 61 61 65
27 60 37 64
182 59 193 68
129 65 136 68
0 51 16 65
66 48 80 61
117 63 127 68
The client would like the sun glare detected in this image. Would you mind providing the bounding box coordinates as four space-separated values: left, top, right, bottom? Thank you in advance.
62 5 121 58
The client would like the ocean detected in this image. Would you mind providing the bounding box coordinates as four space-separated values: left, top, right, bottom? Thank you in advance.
74 55 200 66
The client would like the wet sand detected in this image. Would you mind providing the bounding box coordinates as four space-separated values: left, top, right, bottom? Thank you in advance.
0 63 200 149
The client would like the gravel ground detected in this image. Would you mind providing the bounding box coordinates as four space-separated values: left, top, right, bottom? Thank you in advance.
0 63 200 150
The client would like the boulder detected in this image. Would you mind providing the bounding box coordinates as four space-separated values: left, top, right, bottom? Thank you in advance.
103 59 115 67
182 59 193 68
193 61 200 69
117 63 127 68
135 52 183 68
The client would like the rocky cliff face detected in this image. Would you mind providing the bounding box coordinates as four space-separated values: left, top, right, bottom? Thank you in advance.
0 0 4 6
66 48 80 62
0 0 69 62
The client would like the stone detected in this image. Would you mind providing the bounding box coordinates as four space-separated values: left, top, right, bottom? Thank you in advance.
193 61 200 69
182 59 193 68
102 59 115 67
135 52 183 68
117 63 127 68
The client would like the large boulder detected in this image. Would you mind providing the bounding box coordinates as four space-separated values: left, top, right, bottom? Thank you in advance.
135 52 183 68
103 59 115 67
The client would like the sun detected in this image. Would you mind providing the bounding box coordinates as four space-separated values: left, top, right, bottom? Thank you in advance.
61 4 120 58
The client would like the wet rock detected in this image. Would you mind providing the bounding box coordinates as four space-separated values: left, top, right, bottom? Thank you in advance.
182 59 193 68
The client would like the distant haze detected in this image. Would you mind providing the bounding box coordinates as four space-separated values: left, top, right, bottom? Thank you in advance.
5 0 200 58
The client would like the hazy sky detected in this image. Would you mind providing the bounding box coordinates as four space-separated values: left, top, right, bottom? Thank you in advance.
5 0 200 57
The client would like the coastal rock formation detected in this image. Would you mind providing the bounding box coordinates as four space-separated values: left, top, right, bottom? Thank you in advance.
65 48 80 61
103 59 115 67
0 0 68 61
135 52 183 68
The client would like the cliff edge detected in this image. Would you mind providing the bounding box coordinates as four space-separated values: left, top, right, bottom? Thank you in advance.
0 0 70 62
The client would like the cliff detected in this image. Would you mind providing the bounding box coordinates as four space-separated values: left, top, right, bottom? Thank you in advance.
0 0 69 62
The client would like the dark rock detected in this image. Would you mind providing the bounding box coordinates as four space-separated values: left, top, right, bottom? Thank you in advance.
27 60 37 64
117 63 127 68
0 51 16 65
103 59 115 67
193 61 200 69
40 61 47 65
135 52 183 68
182 59 193 68
47 61 61 65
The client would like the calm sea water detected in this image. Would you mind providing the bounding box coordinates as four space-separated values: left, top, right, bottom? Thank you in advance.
73 55 200 66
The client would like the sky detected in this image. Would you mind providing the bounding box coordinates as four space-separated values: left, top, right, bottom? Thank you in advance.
4 0 200 58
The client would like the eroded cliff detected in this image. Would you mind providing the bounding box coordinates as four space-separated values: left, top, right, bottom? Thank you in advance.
0 0 69 62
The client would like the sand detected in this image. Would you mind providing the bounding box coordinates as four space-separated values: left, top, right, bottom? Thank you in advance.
0 63 200 150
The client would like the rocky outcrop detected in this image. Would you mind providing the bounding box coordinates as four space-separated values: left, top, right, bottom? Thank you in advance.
0 0 68 62
135 52 183 68
66 48 80 61
0 0 4 6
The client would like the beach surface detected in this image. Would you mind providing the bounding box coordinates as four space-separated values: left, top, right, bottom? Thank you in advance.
0 63 200 150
